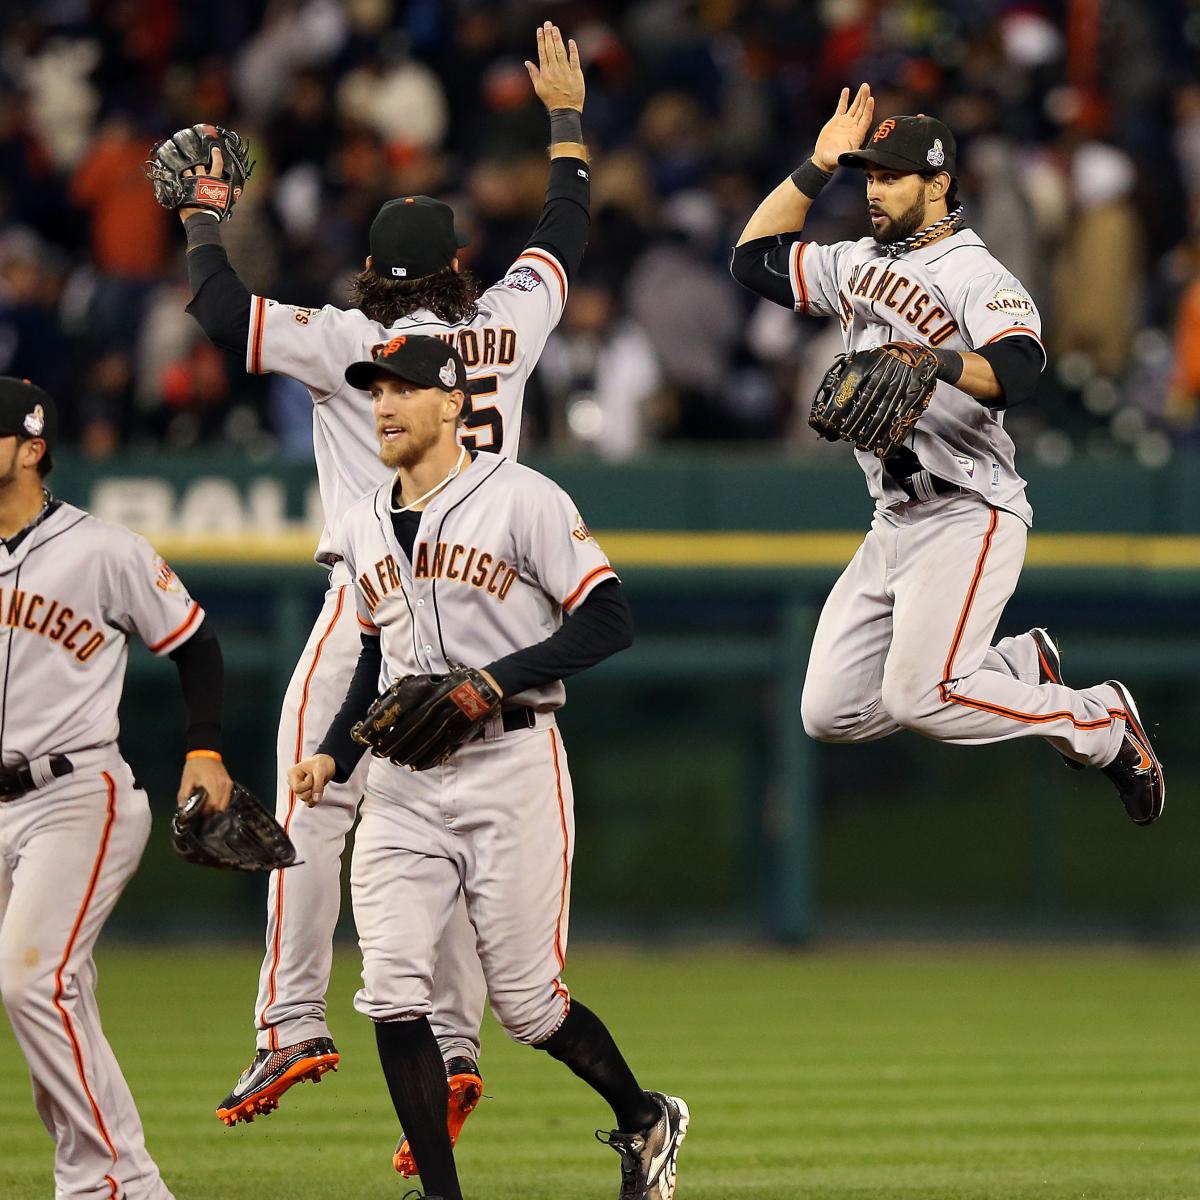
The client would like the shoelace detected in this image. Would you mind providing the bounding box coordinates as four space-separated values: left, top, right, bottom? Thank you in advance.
596 1129 645 1199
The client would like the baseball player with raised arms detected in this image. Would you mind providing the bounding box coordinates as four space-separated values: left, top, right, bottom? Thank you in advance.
172 22 590 1145
288 334 688 1200
0 378 232 1199
730 85 1164 823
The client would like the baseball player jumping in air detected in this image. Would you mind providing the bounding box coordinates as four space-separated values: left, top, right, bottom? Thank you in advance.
0 377 231 1200
288 334 689 1200
730 85 1164 823
159 22 590 1150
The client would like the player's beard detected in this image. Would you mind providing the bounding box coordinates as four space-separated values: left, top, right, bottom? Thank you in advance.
379 420 440 471
871 186 928 245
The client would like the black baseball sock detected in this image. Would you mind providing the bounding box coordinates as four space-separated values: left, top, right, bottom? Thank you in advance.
374 1017 462 1200
536 1000 660 1132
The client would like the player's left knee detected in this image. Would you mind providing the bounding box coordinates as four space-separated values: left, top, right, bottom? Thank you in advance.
0 949 54 1017
880 672 945 733
490 985 568 1045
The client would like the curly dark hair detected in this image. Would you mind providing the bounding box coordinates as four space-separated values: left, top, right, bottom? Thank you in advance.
348 266 481 327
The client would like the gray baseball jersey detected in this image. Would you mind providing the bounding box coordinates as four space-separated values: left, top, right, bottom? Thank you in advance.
246 248 569 561
337 451 616 709
790 228 1043 523
0 501 203 765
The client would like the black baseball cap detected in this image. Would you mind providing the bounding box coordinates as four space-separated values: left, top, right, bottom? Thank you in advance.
369 196 470 280
345 334 468 393
0 377 57 464
839 115 957 176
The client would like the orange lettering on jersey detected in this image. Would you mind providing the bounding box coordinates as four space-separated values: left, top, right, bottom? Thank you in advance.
482 328 497 364
917 305 946 336
869 270 895 303
498 328 516 365
38 599 58 635
431 543 447 578
414 543 430 577
497 568 518 600
838 290 853 328
486 560 507 595
446 544 465 580
358 574 381 615
460 546 478 582
885 275 910 307
853 267 875 298
929 319 959 346
375 559 390 596
49 607 73 641
6 588 25 627
23 594 44 630
470 552 493 587
63 619 92 652
385 555 401 589
75 632 105 663
905 291 929 324
458 329 480 368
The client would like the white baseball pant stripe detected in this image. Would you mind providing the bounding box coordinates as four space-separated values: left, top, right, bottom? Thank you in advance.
353 722 572 1045
0 750 173 1200
800 496 1128 764
254 564 486 1060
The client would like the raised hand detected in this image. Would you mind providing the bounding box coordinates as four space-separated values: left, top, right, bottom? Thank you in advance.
813 83 875 173
525 20 584 113
178 145 225 224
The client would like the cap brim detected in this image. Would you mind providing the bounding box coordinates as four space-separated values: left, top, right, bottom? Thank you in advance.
839 148 930 171
344 361 428 391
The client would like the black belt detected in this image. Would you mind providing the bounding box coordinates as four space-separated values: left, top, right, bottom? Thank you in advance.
895 470 962 503
499 707 537 734
0 755 74 802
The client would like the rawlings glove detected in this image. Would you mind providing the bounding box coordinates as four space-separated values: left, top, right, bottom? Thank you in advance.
144 123 255 221
352 667 502 771
809 341 939 458
171 781 296 872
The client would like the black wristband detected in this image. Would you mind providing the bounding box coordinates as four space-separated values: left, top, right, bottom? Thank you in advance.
549 108 583 144
790 158 833 200
184 213 222 250
932 348 965 385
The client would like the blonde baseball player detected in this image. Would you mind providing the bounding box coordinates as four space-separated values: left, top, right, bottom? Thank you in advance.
731 87 1164 823
288 335 688 1200
0 378 231 1200
170 23 591 1143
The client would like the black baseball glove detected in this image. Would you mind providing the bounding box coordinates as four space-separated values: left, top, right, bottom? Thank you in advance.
143 123 255 221
171 782 296 872
352 667 502 771
809 341 939 458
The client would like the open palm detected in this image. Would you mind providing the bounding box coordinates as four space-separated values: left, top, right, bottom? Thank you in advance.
813 83 875 172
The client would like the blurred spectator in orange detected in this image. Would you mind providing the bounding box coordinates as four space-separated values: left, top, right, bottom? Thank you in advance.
71 114 170 280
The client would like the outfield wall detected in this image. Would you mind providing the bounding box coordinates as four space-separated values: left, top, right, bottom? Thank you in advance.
53 453 1198 943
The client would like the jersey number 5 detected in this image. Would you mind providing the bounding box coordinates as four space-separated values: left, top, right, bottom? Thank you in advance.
461 374 503 452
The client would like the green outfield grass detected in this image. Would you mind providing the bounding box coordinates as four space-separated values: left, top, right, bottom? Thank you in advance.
2 944 1199 1199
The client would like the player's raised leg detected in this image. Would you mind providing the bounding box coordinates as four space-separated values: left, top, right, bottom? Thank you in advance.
459 726 689 1200
0 760 173 1200
878 498 1163 822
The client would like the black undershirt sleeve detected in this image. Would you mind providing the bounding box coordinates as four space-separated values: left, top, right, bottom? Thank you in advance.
483 579 633 698
973 335 1043 409
729 233 804 309
184 242 253 354
169 619 224 753
523 155 590 282
317 633 383 783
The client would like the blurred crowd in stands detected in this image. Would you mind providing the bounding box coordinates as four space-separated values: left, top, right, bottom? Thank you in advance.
2 0 1200 465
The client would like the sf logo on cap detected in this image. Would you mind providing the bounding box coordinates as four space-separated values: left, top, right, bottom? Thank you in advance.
871 119 896 143
378 336 407 358
23 404 45 437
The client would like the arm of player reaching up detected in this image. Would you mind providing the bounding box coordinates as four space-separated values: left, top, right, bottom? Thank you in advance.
169 621 233 811
730 83 874 307
520 22 590 283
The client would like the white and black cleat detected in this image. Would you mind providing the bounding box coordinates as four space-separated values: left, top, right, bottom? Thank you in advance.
597 1091 690 1200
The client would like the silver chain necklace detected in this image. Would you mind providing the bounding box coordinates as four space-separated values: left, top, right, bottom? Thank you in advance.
881 204 966 258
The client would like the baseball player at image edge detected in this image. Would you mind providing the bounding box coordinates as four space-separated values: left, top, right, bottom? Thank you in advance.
288 335 687 1200
0 377 232 1200
731 85 1164 822
176 21 590 1145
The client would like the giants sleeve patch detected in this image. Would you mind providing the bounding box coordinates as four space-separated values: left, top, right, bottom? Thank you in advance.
985 287 1035 316
501 266 543 292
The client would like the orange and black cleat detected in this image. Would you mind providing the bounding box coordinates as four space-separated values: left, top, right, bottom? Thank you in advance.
393 1057 484 1176
216 1037 340 1126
